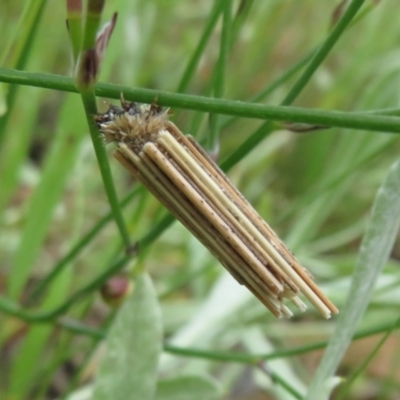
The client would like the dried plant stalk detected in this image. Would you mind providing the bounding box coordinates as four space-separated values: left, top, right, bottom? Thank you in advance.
95 96 338 319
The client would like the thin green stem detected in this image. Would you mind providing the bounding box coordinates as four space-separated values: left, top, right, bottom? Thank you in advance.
15 213 173 322
5 212 173 324
269 371 303 400
335 315 400 400
0 255 130 322
165 317 400 363
2 290 400 366
82 0 104 51
80 91 131 249
364 106 400 116
274 134 395 226
66 0 131 259
198 0 253 141
159 264 215 299
231 0 254 37
138 213 176 249
220 48 314 130
283 0 365 106
220 0 371 132
30 187 140 301
221 120 273 170
66 0 83 61
177 0 253 97
189 0 254 139
57 317 105 339
222 0 366 170
26 314 400 365
176 0 224 94
1 69 400 134
208 0 232 152
0 0 47 150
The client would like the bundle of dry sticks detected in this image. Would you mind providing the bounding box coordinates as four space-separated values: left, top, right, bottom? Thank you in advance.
95 96 338 319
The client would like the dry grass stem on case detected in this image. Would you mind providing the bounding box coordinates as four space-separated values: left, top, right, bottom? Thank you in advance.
95 95 338 319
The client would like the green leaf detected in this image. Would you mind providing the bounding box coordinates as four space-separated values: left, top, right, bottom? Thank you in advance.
307 156 400 400
9 266 73 398
8 94 86 299
155 375 222 400
93 273 163 400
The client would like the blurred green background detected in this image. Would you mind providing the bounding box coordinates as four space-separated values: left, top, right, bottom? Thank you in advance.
1 1 400 399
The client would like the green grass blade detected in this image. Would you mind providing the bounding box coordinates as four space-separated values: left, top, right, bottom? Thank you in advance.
208 0 232 152
335 315 400 400
80 91 132 249
8 94 86 299
222 0 366 170
30 187 140 301
66 0 83 61
307 156 400 400
176 0 224 94
0 87 42 214
0 0 47 149
8 261 73 398
282 0 366 106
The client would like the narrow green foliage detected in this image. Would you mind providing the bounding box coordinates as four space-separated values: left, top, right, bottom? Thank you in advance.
2 68 400 134
307 157 400 400
0 0 47 149
9 95 86 299
30 187 140 301
282 0 366 106
335 316 400 400
9 265 73 399
208 0 232 153
0 87 41 214
0 255 130 323
80 91 131 248
82 0 104 51
66 0 83 61
223 0 366 171
68 2 130 251
2 2 400 399
176 0 224 94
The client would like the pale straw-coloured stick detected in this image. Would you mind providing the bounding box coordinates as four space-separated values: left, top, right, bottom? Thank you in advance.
95 97 338 319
